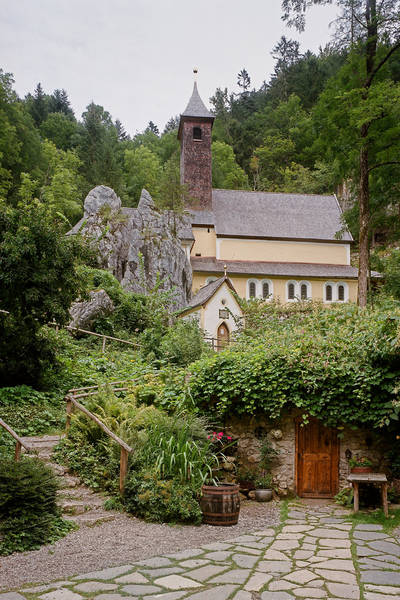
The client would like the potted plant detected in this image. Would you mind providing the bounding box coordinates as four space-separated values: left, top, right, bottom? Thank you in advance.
236 467 257 493
349 456 373 474
254 472 273 502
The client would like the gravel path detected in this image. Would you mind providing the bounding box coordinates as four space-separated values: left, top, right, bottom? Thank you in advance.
1 499 280 590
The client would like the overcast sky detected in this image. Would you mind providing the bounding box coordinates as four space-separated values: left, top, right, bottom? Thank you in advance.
1 0 339 135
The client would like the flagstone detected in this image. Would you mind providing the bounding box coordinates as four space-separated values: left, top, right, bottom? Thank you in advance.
317 548 352 559
263 549 289 560
184 585 238 600
277 533 304 540
308 579 325 588
140 567 185 578
73 582 118 593
268 580 297 591
319 538 351 548
21 583 71 594
365 584 400 594
233 545 262 555
232 553 259 568
72 565 133 580
296 560 310 567
209 568 251 584
284 569 318 584
368 541 400 557
243 572 272 591
368 554 400 565
261 592 295 600
136 557 173 568
184 565 229 582
39 592 83 600
165 549 203 560
302 543 317 550
115 571 150 583
293 550 314 559
361 571 400 586
312 559 355 571
252 529 275 536
269 539 300 550
142 592 187 600
179 559 210 569
325 582 360 599
315 569 357 584
232 592 252 600
121 585 163 595
203 551 232 561
282 525 313 533
364 594 400 600
200 542 232 551
356 547 381 557
153 575 202 590
359 558 399 569
237 541 270 549
256 560 292 573
355 524 384 531
353 531 389 541
292 587 327 597
308 528 348 539
0 596 26 600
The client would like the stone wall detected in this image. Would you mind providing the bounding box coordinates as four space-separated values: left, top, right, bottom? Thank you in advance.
224 412 389 497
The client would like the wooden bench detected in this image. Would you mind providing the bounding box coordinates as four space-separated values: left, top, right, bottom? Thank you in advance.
347 472 388 517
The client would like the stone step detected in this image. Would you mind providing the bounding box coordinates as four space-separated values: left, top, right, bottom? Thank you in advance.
57 486 96 500
61 496 105 515
64 511 117 527
60 474 81 488
21 435 63 449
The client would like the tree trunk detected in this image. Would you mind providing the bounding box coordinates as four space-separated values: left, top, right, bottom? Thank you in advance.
358 136 369 307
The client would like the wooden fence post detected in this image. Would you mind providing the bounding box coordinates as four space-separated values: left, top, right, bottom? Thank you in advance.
15 441 21 461
119 447 128 495
102 336 106 353
66 396 73 433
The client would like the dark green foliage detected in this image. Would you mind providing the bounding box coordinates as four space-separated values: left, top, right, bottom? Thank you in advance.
124 471 202 524
0 458 72 555
0 200 91 385
159 319 212 367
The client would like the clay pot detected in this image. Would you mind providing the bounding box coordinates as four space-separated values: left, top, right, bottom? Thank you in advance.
351 466 373 474
254 489 273 502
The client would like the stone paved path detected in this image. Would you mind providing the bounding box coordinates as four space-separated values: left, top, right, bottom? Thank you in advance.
3 501 400 600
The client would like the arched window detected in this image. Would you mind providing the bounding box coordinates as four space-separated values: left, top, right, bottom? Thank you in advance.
326 284 333 302
262 281 269 299
288 282 295 300
193 127 202 140
338 284 345 301
300 284 307 300
249 281 256 298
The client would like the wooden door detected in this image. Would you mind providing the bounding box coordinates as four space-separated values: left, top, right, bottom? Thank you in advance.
296 418 339 498
217 322 229 351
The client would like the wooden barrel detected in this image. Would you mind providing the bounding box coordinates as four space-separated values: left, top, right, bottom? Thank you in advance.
200 483 240 526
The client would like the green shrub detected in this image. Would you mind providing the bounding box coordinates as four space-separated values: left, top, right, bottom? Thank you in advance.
158 319 212 367
0 458 72 554
124 470 202 524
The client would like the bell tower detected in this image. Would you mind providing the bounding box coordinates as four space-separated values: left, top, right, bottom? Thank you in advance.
178 70 214 210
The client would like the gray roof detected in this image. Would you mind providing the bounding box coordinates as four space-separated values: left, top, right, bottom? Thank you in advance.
180 276 237 313
208 189 352 242
189 209 215 226
181 82 214 119
191 258 373 279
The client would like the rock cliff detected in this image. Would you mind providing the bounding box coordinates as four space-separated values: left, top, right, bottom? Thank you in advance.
68 186 193 310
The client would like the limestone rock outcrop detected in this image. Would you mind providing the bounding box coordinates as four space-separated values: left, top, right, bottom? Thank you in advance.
69 186 193 310
69 290 114 329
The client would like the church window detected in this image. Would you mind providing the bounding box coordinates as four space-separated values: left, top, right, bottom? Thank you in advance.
300 284 308 300
326 284 333 302
193 127 202 140
338 284 345 301
288 282 295 300
249 281 256 298
262 282 269 299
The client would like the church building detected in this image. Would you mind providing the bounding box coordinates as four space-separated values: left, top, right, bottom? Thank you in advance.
178 78 359 340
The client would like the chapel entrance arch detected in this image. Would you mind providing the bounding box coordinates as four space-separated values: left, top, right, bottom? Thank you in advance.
216 322 230 351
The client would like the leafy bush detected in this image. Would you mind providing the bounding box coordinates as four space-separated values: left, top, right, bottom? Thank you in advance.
158 319 212 367
124 471 202 524
54 391 221 523
181 303 400 429
0 458 72 555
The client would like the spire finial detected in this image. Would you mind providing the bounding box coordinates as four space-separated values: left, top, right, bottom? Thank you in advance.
193 67 198 83
224 264 227 277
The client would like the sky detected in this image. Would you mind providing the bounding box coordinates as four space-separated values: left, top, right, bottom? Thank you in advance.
1 0 339 135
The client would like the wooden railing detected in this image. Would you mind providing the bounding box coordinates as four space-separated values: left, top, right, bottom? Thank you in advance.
52 324 140 353
65 380 135 493
0 418 33 461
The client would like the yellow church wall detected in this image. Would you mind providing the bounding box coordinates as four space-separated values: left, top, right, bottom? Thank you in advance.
192 272 358 303
191 227 217 257
217 238 350 266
